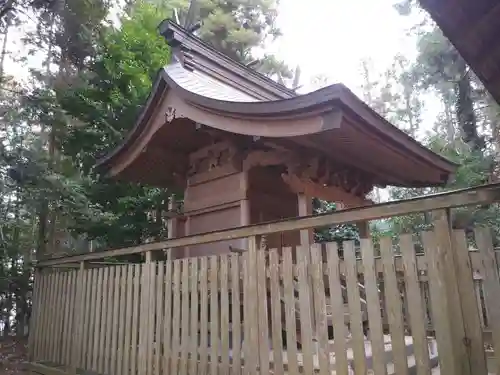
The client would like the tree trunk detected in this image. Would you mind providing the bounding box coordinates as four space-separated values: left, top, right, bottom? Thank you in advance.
0 23 9 78
455 59 482 150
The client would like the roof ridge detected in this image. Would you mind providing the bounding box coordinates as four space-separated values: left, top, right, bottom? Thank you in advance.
158 19 296 101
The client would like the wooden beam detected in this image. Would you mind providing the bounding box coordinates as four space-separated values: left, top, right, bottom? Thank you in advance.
38 184 500 267
460 2 500 57
281 172 373 207
36 183 500 267
24 362 74 375
242 149 292 170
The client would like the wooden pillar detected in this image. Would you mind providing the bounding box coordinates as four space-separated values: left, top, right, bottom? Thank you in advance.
240 198 251 249
356 221 370 239
337 201 370 240
297 193 313 245
425 209 474 375
167 195 179 259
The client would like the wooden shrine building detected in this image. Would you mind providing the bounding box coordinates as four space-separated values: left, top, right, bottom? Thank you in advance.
96 20 456 258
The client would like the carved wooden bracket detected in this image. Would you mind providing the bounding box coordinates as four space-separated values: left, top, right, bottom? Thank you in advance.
284 156 375 197
281 172 373 207
187 141 241 176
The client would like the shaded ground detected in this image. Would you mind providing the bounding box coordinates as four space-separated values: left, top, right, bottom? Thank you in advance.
0 338 27 375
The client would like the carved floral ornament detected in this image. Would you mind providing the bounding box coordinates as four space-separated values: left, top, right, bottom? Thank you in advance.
241 149 374 198
165 106 176 122
187 141 240 176
183 137 374 200
165 106 187 122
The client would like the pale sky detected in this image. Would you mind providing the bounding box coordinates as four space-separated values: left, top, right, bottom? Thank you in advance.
273 0 420 94
5 1 422 90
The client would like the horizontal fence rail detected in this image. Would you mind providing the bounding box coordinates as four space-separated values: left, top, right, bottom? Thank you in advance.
36 183 500 267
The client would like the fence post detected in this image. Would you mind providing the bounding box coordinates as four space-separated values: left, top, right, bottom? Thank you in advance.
475 227 500 375
452 229 488 374
429 209 473 375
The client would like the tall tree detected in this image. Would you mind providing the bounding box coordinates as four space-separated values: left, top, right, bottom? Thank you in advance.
152 0 292 79
56 1 175 249
189 0 280 64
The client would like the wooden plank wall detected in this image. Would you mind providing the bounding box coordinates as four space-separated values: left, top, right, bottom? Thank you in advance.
29 228 500 375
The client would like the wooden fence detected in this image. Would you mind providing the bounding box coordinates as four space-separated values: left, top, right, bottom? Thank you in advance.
27 184 500 375
29 230 500 375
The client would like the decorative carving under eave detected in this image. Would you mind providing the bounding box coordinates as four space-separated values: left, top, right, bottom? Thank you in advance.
165 106 177 122
241 147 375 203
277 154 376 206
285 156 375 198
281 172 373 207
187 141 241 176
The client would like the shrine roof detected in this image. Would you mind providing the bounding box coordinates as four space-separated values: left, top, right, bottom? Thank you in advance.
96 20 457 189
420 0 500 104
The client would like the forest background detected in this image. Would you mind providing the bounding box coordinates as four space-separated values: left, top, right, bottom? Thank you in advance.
0 0 498 351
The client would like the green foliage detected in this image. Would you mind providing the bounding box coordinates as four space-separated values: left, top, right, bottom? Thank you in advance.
312 199 359 244
60 2 171 173
193 0 281 63
55 2 174 248
166 0 291 79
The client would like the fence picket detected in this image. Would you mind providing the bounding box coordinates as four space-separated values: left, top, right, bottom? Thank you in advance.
230 254 242 375
380 237 409 375
81 269 93 368
111 266 121 375
94 267 105 372
190 258 200 375
269 248 284 375
360 238 387 375
220 255 230 375
163 260 173 375
422 231 458 375
130 264 141 375
123 265 134 375
475 227 500 375
257 249 270 375
171 260 182 375
297 246 315 374
282 247 299 375
154 262 165 375
310 244 331 375
400 234 431 375
344 240 368 375
199 257 209 375
209 256 219 375
180 259 190 375
325 243 349 375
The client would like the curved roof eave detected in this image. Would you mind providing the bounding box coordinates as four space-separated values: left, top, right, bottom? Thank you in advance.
158 69 458 174
95 67 458 179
